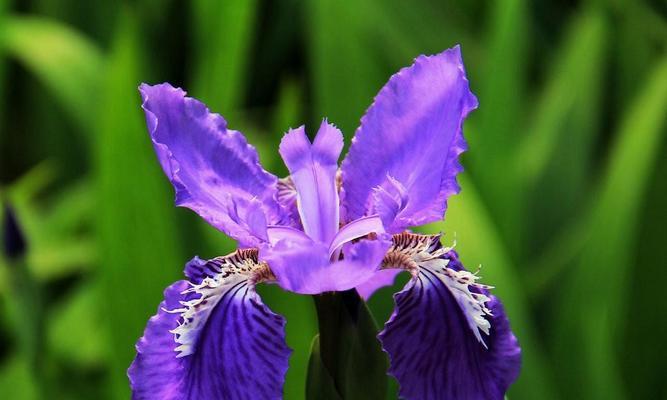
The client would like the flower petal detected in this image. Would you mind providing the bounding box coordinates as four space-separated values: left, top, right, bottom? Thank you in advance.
128 252 291 399
355 269 402 300
260 237 389 295
341 46 477 232
278 120 343 243
265 225 312 246
378 253 521 400
140 83 282 246
328 215 384 257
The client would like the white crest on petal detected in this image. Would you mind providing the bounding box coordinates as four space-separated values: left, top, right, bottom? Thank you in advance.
384 232 493 347
421 260 493 348
162 250 271 357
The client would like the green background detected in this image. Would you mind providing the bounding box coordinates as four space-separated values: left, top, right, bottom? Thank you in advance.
0 0 666 398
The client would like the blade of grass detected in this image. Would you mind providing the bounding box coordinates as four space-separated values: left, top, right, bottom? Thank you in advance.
0 0 7 149
553 55 667 400
518 9 608 262
0 356 38 400
468 0 528 254
622 136 667 398
421 176 557 400
306 0 384 137
0 15 102 132
48 282 108 366
95 10 184 398
515 9 607 189
271 79 303 151
190 0 258 117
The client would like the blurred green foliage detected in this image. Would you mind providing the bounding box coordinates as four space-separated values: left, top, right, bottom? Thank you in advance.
0 0 666 399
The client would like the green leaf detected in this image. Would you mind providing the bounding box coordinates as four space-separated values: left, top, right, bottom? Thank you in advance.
0 0 7 132
515 9 607 188
308 291 387 400
467 0 529 250
271 78 304 156
95 10 183 398
0 357 39 400
190 0 258 117
47 283 108 366
306 335 343 400
553 55 667 400
518 9 608 269
1 171 94 282
0 15 103 132
306 0 384 136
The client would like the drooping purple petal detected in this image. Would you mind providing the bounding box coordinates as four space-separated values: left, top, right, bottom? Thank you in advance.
378 254 521 400
341 46 478 232
140 83 282 247
128 255 290 400
260 237 389 295
278 120 343 243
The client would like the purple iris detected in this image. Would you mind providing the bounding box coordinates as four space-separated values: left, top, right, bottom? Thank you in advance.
128 46 521 399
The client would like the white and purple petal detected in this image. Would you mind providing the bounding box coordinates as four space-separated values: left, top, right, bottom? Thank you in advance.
140 83 282 247
341 46 477 232
128 253 290 400
378 252 521 400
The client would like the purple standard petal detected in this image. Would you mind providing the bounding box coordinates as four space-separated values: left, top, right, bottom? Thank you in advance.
128 252 291 400
140 83 283 247
260 236 389 295
378 252 521 400
341 46 478 232
279 120 343 243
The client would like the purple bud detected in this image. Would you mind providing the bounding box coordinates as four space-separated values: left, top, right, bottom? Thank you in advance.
3 203 27 260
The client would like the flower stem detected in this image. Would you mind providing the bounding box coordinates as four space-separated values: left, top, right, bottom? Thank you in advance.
308 290 387 399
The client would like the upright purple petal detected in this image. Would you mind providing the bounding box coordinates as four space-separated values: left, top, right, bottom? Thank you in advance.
341 46 478 232
279 120 343 243
140 83 282 246
128 254 291 399
378 254 521 400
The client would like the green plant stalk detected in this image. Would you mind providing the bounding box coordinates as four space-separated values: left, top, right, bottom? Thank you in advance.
308 290 387 400
7 258 45 399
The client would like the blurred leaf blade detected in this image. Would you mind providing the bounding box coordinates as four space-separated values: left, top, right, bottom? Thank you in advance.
307 0 384 136
516 9 607 188
468 0 528 250
1 15 103 132
48 283 108 366
554 55 667 400
519 8 608 273
306 335 342 400
190 0 258 116
95 10 183 398
0 356 39 400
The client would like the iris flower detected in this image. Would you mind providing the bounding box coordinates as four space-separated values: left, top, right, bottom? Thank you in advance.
128 46 521 399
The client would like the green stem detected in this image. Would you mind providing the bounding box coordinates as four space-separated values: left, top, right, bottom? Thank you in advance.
8 258 46 399
307 290 387 400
